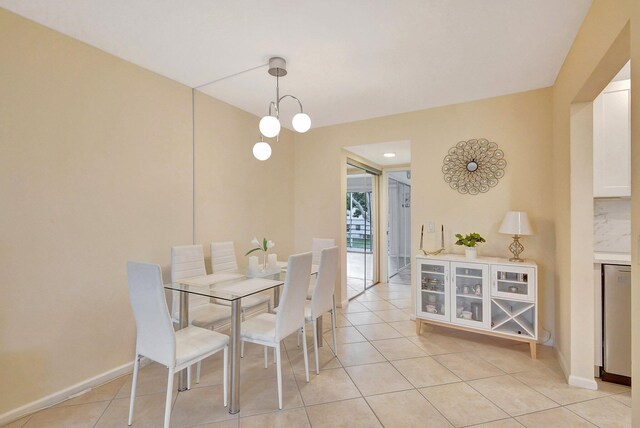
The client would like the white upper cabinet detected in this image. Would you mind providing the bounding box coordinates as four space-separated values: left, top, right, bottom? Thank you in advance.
593 79 631 198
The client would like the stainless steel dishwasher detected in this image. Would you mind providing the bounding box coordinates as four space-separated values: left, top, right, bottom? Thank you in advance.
602 264 632 385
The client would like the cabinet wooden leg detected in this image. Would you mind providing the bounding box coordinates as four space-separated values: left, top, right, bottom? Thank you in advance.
529 341 537 359
415 319 422 335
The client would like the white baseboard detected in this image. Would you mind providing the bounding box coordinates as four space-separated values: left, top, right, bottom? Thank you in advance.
340 298 349 308
568 374 598 390
554 347 598 390
0 360 139 426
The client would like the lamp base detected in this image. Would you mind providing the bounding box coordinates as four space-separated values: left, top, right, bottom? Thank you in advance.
508 235 525 262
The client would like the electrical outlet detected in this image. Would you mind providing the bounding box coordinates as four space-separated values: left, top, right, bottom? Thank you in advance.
427 222 435 233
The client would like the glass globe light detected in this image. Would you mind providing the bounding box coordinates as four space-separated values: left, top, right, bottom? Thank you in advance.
259 115 280 138
292 113 311 133
252 141 272 161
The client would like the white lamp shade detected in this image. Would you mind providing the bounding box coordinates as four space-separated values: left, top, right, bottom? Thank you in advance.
259 115 281 138
292 113 311 133
252 141 272 161
499 211 533 235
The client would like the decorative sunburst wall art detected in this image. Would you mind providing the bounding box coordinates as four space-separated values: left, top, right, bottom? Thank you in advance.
442 138 507 195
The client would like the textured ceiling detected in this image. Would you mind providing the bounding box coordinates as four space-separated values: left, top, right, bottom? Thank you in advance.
345 141 411 166
1 1 591 129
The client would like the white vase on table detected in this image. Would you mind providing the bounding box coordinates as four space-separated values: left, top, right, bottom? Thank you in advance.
248 256 259 275
465 247 477 259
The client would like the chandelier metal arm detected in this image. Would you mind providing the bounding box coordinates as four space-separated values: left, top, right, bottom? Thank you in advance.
277 94 304 113
254 57 309 160
267 101 279 117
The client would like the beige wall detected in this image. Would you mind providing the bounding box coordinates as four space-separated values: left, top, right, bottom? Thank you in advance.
550 0 630 384
193 92 295 267
294 88 555 335
4 0 640 422
568 102 596 384
0 9 191 414
0 9 294 418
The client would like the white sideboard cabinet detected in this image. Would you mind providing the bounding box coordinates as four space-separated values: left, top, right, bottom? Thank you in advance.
415 254 538 358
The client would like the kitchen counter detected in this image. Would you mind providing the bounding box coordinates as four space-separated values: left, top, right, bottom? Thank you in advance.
594 252 631 265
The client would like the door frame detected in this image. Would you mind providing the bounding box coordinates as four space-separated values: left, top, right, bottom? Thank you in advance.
380 165 411 284
344 156 381 298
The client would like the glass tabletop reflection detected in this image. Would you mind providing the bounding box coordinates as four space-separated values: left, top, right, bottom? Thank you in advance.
163 272 284 302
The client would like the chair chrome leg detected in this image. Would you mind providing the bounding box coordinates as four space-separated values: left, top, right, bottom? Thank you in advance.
332 295 338 355
312 319 320 374
301 326 310 382
128 355 141 426
276 342 283 410
164 367 175 428
264 346 268 369
186 366 191 390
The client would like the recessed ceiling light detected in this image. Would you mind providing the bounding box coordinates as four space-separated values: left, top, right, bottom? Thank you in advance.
383 152 396 158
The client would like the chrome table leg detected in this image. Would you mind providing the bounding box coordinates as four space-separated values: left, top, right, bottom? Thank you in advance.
178 291 189 391
229 299 241 414
316 316 323 348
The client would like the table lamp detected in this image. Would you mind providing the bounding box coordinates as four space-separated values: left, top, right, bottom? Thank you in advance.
499 211 533 262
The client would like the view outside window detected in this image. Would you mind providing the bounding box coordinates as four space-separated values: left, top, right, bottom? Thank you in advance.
346 170 375 297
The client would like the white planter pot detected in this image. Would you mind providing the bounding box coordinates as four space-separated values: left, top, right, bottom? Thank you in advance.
465 247 477 259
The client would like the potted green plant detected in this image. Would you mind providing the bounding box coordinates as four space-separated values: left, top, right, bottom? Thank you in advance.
454 232 486 259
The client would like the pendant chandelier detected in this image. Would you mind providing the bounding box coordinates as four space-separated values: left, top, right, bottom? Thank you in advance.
253 57 311 160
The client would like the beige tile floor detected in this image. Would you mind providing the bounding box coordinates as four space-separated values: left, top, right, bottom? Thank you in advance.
6 282 632 428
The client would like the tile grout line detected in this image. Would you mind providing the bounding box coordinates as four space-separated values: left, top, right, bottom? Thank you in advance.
26 281 629 427
514 405 597 427
282 335 314 427
303 284 411 426
566 402 616 427
91 397 112 428
465 373 561 419
370 287 459 428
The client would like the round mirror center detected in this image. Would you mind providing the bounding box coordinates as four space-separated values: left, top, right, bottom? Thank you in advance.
466 161 478 172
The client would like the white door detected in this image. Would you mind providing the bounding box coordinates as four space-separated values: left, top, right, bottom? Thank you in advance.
416 260 449 322
450 262 490 329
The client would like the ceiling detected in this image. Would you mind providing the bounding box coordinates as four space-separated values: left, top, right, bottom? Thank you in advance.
345 140 411 166
1 1 591 129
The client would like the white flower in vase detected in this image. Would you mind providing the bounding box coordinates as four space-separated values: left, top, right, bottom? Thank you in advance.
245 237 276 271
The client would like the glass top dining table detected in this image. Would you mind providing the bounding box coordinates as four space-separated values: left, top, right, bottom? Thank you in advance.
164 272 284 414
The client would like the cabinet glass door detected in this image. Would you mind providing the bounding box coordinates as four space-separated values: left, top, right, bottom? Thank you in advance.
491 265 535 302
451 263 489 328
418 261 449 321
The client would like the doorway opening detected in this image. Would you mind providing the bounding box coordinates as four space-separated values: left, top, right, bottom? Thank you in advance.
387 170 411 285
591 60 631 386
346 160 379 299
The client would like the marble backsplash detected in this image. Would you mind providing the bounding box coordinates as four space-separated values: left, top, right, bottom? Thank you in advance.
594 198 631 253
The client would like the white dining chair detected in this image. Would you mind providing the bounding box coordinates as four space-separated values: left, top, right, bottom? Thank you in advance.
127 261 228 428
307 238 336 299
311 238 336 266
211 241 272 317
240 252 312 409
305 246 339 374
171 244 231 384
